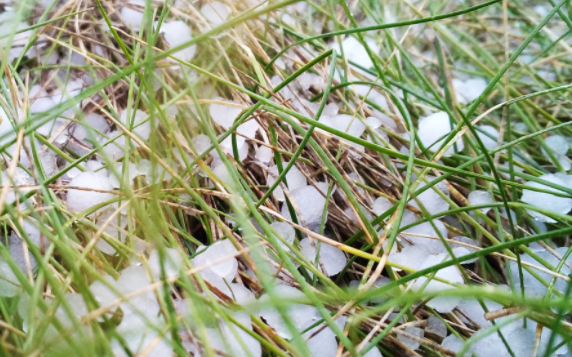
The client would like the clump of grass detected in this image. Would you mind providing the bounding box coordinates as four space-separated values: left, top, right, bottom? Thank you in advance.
0 0 572 356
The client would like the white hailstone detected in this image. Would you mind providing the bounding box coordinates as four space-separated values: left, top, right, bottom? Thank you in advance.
114 317 172 357
200 1 230 26
281 184 328 232
354 84 389 111
136 159 152 177
297 73 325 91
513 122 527 133
119 109 151 141
452 77 487 104
417 111 464 157
545 135 568 155
192 239 238 282
362 347 383 357
121 0 145 31
148 248 183 280
212 162 234 188
441 335 470 356
8 221 41 272
300 238 347 276
521 173 572 223
373 197 393 216
506 327 535 357
61 165 82 181
109 162 138 188
408 175 450 216
62 293 89 322
191 134 212 156
468 190 493 213
0 17 36 61
366 116 382 131
101 130 126 161
218 134 248 161
508 248 572 296
138 162 172 184
270 221 296 249
300 316 347 357
38 151 57 176
67 172 114 215
0 256 20 297
219 283 256 305
89 275 119 311
37 116 69 140
30 94 56 113
323 103 339 116
95 209 127 255
330 36 380 68
156 20 196 62
256 146 273 164
1 168 35 205
315 181 336 196
388 244 430 272
426 315 447 339
51 79 83 103
456 298 502 329
554 172 572 187
267 162 307 201
72 113 110 142
0 106 16 144
258 285 321 339
543 135 571 171
303 322 338 357
237 118 260 139
470 332 510 357
402 220 448 254
116 265 159 319
397 326 424 350
451 236 478 264
209 100 243 129
399 210 417 230
412 253 464 313
85 160 106 175
476 125 500 151
199 310 261 357
320 114 366 138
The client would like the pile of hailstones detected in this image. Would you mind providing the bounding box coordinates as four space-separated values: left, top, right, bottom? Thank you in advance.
3 236 571 356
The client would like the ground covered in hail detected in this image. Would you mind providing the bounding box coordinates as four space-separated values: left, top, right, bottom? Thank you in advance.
0 0 572 356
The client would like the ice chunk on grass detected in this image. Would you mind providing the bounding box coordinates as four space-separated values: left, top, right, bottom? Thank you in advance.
148 248 183 280
397 326 424 350
418 112 464 157
192 239 238 282
281 185 328 231
521 173 572 223
300 238 347 276
67 172 114 215
201 1 230 26
468 190 493 213
267 162 307 201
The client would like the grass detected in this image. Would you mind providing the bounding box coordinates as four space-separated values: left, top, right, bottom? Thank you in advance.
0 0 572 356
